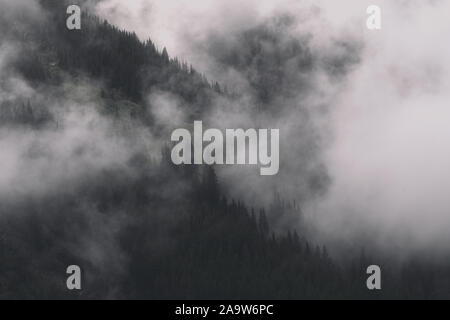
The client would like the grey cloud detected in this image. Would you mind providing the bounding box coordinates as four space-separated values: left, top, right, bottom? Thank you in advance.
94 0 450 256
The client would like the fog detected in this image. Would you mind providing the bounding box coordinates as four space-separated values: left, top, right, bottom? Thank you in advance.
93 0 450 256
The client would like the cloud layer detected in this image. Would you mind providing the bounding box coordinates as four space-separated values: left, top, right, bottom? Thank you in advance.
93 0 450 256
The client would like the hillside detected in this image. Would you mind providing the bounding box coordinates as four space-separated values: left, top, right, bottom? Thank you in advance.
0 0 449 299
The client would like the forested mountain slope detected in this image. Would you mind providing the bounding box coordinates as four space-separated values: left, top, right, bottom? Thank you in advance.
0 0 448 299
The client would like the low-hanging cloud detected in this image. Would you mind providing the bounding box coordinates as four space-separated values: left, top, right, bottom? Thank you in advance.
93 0 450 256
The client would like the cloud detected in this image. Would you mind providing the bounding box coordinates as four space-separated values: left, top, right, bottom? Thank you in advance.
313 0 450 255
92 0 450 256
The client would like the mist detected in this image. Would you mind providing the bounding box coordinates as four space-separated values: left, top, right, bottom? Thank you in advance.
93 0 450 256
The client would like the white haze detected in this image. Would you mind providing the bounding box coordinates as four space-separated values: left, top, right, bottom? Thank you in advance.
93 0 450 255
